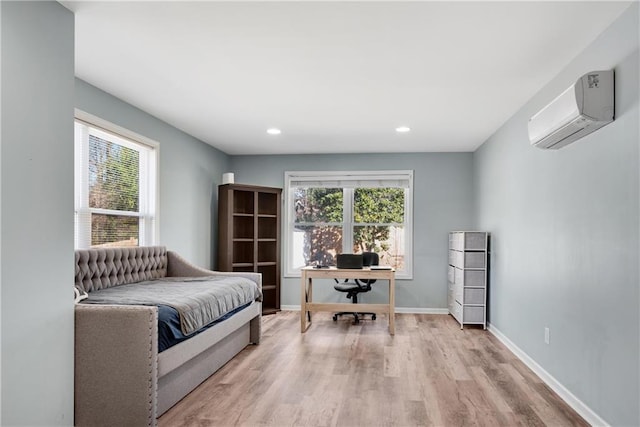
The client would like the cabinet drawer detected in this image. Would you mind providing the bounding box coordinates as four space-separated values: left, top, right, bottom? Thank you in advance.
454 283 463 304
449 232 463 251
463 252 485 268
455 268 485 287
449 250 464 268
463 288 485 305
463 306 485 323
454 267 463 285
447 265 455 283
462 270 486 287
450 232 487 251
449 251 486 269
463 232 487 250
448 250 458 267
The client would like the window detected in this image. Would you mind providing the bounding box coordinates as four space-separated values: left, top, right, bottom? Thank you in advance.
284 171 413 279
74 114 158 249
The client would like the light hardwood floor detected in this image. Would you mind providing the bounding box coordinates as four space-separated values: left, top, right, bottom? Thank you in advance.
159 311 588 427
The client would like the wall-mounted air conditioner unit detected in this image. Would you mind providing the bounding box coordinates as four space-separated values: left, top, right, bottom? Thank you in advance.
528 70 614 150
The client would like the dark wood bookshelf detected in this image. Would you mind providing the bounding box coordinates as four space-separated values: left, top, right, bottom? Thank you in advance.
218 183 282 315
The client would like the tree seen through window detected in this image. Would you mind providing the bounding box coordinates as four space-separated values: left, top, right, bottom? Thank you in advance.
293 187 405 268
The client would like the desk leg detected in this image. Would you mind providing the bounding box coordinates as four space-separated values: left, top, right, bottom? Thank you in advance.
308 278 313 319
389 275 395 335
300 273 306 332
300 273 311 332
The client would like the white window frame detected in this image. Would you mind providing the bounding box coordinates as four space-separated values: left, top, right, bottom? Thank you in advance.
74 110 159 249
284 170 413 279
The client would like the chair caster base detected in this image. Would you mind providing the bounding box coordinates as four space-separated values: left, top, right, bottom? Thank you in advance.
333 312 376 323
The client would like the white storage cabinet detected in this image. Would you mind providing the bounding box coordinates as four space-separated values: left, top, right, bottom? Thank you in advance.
447 231 489 329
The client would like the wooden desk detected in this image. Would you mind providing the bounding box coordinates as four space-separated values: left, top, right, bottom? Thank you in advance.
300 266 396 335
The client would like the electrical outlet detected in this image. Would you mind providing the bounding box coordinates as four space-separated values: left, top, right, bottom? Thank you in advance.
544 327 550 344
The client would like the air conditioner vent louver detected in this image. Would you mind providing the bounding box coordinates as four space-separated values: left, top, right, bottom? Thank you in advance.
528 70 614 150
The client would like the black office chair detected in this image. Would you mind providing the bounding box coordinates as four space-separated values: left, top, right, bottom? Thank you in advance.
333 251 379 324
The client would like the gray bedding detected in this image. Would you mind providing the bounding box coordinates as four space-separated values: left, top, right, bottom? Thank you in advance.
80 276 262 335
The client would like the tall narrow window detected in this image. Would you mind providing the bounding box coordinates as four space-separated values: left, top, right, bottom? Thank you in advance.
284 171 413 279
74 118 158 249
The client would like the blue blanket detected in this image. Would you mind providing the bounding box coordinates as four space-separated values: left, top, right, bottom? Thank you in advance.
157 302 251 352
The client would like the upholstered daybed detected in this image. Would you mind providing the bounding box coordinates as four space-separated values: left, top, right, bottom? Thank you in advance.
74 246 262 426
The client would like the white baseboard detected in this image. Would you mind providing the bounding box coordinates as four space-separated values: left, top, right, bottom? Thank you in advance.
487 323 610 427
395 307 449 314
280 305 301 311
279 305 448 314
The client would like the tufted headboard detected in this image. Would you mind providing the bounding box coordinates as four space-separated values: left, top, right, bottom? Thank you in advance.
75 246 168 293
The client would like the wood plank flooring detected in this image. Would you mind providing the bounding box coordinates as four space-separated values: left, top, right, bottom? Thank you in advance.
158 312 588 427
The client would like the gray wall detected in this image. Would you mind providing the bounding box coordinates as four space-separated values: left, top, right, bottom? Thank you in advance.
1 1 75 424
230 153 474 309
75 80 230 268
473 4 639 426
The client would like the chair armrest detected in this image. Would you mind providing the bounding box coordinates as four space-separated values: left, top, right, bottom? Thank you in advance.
75 304 158 427
166 251 262 290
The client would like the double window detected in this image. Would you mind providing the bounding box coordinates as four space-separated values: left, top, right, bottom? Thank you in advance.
74 115 158 249
284 171 413 279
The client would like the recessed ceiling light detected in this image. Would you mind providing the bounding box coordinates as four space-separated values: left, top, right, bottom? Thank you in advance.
395 126 411 133
266 128 281 135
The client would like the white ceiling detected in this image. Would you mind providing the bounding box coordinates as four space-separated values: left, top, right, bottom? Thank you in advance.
62 1 631 155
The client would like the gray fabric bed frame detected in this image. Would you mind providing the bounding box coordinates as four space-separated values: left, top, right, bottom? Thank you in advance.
74 246 261 426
